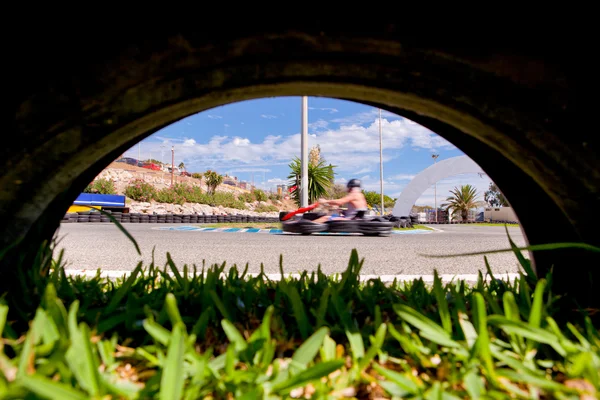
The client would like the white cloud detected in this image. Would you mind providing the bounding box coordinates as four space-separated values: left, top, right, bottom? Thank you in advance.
228 167 271 173
309 119 329 130
183 139 196 146
388 174 416 181
207 115 222 119
267 178 288 185
133 110 457 177
354 167 372 174
309 107 338 114
331 108 400 125
224 124 230 128
261 114 277 119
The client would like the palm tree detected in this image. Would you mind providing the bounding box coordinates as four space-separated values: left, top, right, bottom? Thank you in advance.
204 170 223 194
442 184 479 222
287 156 335 206
178 162 186 171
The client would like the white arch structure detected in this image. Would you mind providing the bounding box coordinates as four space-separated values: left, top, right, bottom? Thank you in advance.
392 156 486 217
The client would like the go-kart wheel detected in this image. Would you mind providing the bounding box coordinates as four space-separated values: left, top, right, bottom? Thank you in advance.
326 220 361 233
282 220 328 234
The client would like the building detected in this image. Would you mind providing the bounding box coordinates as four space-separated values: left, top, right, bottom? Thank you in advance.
483 207 518 222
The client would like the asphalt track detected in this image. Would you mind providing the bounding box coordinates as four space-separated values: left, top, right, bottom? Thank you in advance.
54 223 528 280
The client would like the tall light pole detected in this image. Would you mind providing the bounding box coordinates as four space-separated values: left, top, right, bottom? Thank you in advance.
160 144 166 164
301 96 309 207
379 109 384 215
432 154 439 222
171 146 174 187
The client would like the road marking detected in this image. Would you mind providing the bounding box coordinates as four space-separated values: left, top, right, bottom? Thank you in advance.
63 269 521 283
152 226 433 235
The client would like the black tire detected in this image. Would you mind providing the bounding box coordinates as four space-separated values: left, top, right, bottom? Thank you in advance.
3 28 599 310
282 220 328 234
326 220 361 233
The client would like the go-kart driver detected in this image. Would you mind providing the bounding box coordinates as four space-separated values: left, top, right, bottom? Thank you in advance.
311 179 368 223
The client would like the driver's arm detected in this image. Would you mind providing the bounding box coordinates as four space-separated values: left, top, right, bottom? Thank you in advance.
320 193 353 206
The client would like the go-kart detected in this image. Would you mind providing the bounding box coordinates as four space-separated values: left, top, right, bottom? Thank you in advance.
280 203 394 236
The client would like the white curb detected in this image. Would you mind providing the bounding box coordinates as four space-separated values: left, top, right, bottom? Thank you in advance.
63 269 521 283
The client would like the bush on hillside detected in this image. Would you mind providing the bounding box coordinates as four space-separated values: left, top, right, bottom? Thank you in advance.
83 178 117 195
155 187 186 205
191 172 203 180
254 203 279 213
124 179 156 202
268 192 282 202
210 192 245 209
253 189 268 202
238 192 255 203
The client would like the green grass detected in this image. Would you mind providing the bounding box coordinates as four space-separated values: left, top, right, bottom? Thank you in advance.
1 224 599 399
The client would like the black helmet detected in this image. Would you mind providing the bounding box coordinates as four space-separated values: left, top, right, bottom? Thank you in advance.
347 179 361 189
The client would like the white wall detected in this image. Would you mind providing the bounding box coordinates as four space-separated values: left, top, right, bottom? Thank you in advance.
484 207 517 222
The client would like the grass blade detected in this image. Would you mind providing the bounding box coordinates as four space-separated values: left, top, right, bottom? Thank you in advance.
271 360 344 393
19 375 88 400
372 363 420 395
433 270 452 334
97 208 141 256
394 304 460 348
221 320 248 352
283 284 310 339
359 323 387 370
473 292 495 382
165 293 184 328
159 323 186 400
292 327 329 366
105 261 143 313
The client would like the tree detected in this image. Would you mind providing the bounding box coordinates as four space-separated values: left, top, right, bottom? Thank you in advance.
484 182 509 207
326 183 348 199
442 184 479 222
204 170 223 194
287 156 335 206
178 162 186 171
363 190 396 210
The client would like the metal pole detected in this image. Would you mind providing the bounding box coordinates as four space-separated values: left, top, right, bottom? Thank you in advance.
432 154 439 222
379 109 384 215
301 96 309 207
171 146 174 187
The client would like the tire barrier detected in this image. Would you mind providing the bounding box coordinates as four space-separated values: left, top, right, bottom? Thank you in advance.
60 211 282 224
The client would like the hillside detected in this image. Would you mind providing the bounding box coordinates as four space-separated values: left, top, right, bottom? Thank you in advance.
92 163 298 215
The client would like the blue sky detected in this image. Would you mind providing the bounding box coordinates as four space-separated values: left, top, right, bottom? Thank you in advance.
123 97 493 207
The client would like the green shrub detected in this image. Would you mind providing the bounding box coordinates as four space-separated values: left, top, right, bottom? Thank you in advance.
83 178 117 194
268 192 282 202
255 203 279 213
191 172 203 180
238 192 255 203
124 179 156 202
155 187 186 205
363 190 396 209
253 189 268 202
210 192 245 209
